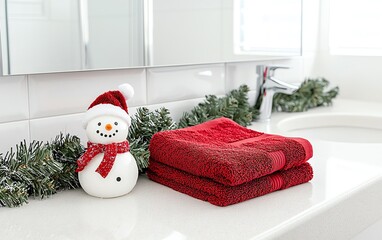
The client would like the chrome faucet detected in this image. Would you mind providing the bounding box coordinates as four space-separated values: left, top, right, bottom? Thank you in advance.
256 65 299 121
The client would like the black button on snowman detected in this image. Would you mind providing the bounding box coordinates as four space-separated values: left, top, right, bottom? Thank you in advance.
76 83 138 198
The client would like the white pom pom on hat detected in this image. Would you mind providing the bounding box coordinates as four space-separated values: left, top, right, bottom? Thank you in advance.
82 83 134 128
118 83 134 100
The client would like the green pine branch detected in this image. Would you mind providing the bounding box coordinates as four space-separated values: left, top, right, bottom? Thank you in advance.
0 134 84 207
229 85 255 126
178 85 253 128
128 107 177 173
272 78 339 112
0 178 28 208
48 134 84 190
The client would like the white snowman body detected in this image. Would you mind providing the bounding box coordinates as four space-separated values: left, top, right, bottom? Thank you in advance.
79 115 138 198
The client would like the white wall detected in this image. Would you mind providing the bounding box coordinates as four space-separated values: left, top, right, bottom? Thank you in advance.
308 0 382 102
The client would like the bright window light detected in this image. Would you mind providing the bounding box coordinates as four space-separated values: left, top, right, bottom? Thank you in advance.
330 0 382 56
234 0 302 56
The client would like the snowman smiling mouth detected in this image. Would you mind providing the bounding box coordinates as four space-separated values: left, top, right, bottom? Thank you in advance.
96 122 119 138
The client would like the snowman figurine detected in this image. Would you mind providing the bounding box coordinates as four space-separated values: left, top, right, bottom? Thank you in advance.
76 83 138 198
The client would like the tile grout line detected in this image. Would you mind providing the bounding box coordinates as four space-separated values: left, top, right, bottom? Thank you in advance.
224 62 228 94
26 74 32 144
144 67 149 105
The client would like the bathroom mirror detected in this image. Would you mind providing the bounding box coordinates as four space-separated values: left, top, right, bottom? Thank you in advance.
0 0 302 76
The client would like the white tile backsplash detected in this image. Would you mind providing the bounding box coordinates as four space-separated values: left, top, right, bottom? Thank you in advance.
272 58 305 84
0 75 29 123
29 113 86 144
0 61 281 153
146 64 225 104
117 91 256 127
28 68 146 119
247 90 258 107
225 62 262 91
144 97 212 123
0 120 29 154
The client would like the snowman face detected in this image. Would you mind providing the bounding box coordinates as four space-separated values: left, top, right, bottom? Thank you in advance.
86 115 129 144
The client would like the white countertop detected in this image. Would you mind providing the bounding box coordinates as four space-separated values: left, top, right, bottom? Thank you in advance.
1 99 382 240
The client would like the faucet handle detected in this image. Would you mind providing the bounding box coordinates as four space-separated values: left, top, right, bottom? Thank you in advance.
267 66 289 77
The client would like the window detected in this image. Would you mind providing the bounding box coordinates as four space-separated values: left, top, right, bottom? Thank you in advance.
234 0 302 56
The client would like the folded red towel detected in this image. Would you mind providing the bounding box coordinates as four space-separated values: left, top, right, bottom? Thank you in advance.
149 117 313 186
147 159 313 206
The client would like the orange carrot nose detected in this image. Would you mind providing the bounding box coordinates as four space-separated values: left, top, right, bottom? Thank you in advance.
105 123 112 131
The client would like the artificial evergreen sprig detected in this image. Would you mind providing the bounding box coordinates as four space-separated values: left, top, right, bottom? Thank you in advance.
229 85 256 126
0 178 28 208
272 78 339 112
0 134 84 207
178 85 254 128
128 107 177 173
48 134 84 190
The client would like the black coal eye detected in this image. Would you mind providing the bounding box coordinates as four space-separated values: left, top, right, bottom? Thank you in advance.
98 122 101 126
114 122 118 126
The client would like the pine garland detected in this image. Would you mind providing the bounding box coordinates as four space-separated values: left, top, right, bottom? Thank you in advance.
273 78 339 112
0 79 338 207
48 134 85 189
0 134 84 207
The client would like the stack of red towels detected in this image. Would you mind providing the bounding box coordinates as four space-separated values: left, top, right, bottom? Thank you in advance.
147 117 313 206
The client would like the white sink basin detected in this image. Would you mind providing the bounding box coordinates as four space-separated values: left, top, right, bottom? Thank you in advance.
277 113 382 143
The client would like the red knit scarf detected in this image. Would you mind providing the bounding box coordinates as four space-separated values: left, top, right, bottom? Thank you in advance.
76 141 130 178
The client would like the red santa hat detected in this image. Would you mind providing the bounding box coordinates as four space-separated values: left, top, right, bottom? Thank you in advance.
83 83 134 128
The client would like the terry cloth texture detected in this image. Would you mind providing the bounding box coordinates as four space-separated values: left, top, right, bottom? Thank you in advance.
149 117 313 186
147 160 313 207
